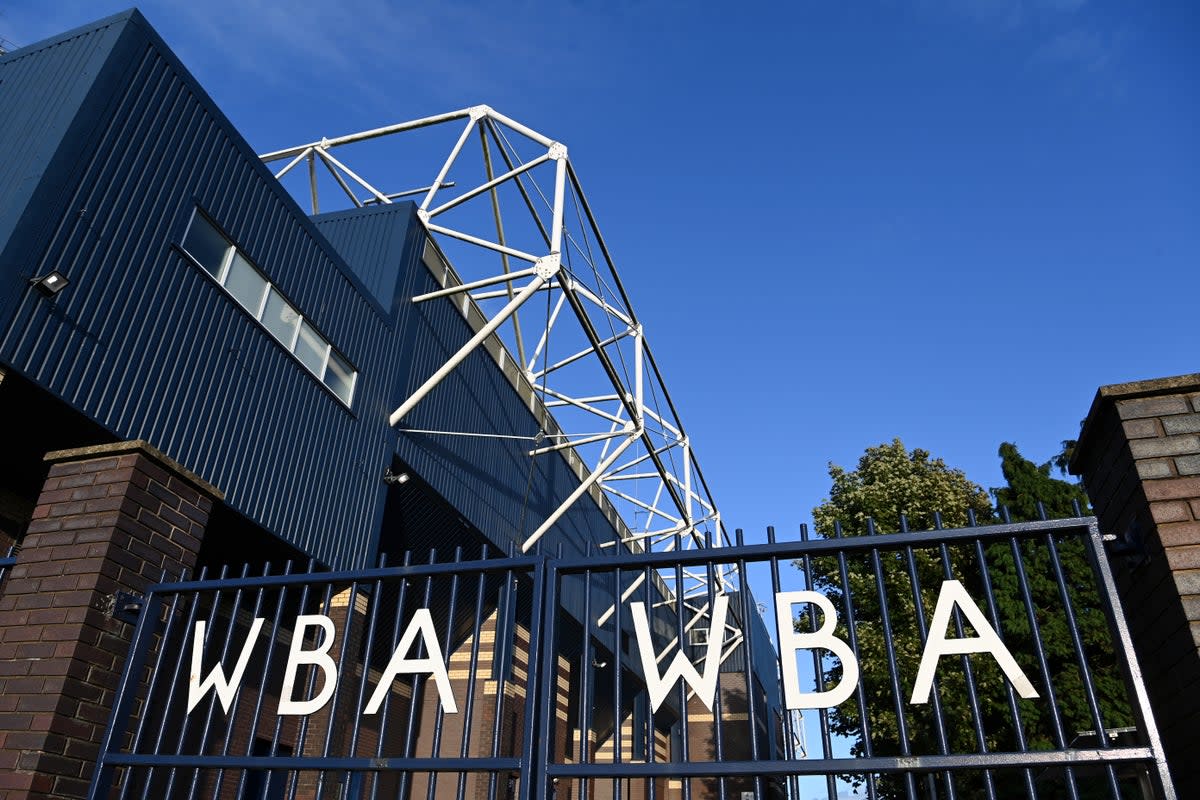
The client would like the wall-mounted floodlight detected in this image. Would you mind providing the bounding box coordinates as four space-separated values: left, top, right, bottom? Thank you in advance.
383 469 410 486
29 271 70 297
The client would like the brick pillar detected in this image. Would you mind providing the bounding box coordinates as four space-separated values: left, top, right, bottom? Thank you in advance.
1071 374 1200 797
0 440 221 800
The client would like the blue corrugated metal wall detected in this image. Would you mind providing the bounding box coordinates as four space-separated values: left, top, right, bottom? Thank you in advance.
0 11 622 568
0 12 132 334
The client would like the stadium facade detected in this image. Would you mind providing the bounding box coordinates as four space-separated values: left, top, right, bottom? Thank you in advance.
0 9 786 800
0 9 1193 800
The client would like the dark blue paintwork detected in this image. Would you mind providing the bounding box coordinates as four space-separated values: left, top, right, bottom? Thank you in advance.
0 10 619 569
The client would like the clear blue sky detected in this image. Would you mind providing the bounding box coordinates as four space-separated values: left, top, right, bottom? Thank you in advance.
4 0 1198 539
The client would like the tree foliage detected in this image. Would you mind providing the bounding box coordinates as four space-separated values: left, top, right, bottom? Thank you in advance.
812 439 993 536
802 439 1133 799
992 441 1089 520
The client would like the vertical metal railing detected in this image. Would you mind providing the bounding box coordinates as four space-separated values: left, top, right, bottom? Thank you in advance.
0 543 17 588
538 517 1175 800
88 516 1175 800
89 549 544 800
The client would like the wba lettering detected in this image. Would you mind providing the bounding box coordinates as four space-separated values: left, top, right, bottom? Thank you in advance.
187 611 456 716
186 581 1037 717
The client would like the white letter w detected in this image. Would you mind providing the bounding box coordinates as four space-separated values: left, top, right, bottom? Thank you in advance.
187 618 264 713
631 594 729 713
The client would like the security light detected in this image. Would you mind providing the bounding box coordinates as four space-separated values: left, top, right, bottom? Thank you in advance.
383 469 410 486
30 270 70 297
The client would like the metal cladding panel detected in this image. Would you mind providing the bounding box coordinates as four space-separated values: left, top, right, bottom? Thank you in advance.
0 15 399 569
0 11 626 569
312 205 416 311
0 12 136 329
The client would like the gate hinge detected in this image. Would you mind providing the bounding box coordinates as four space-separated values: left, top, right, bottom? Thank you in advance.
104 591 145 624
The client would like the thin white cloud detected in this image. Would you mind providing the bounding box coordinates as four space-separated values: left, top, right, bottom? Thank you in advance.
1033 27 1116 73
152 0 613 108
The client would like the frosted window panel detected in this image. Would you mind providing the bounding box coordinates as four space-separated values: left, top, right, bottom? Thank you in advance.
294 320 329 376
262 289 300 345
225 253 268 315
324 351 356 405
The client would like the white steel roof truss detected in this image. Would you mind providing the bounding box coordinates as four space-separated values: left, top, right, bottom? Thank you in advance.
261 105 747 670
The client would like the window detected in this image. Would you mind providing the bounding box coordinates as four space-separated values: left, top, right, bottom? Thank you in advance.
182 209 357 405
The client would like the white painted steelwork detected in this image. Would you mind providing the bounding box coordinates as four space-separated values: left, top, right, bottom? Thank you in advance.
261 106 740 653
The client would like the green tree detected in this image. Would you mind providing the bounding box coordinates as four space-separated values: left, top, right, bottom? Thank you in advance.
803 440 1133 799
992 441 1089 520
806 440 995 797
985 443 1132 772
812 439 993 535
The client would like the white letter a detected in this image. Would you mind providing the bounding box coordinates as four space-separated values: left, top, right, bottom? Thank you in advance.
364 609 457 714
910 580 1039 704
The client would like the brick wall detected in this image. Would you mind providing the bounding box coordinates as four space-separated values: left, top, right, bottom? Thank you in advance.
0 441 220 800
1071 374 1200 797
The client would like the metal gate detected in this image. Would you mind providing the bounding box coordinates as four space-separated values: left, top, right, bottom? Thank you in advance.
89 517 1176 799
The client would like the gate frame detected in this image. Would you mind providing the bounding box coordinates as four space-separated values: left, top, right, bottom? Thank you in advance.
89 517 1178 799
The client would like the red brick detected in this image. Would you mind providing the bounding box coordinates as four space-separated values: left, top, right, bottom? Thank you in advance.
13 642 55 662
47 542 98 561
36 574 82 593
0 712 35 731
72 529 115 545
0 772 38 791
19 560 67 578
167 476 203 506
70 484 111 501
91 466 136 486
66 511 123 531
1122 417 1162 438
62 557 108 576
24 608 69 626
34 488 76 505
16 694 62 713
50 590 94 608
47 462 85 478
147 479 182 509
54 716 93 742
54 774 93 796
24 518 63 535
1117 395 1191 419
1151 501 1193 524
1144 476 1200 502
134 508 175 539
0 661 31 678
138 458 176 485
78 456 121 474
83 495 127 514
157 503 191 532
49 499 89 516
56 473 99 490
74 702 109 725
1160 522 1200 549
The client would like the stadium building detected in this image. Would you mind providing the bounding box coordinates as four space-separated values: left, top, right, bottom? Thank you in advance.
0 9 787 800
0 9 1191 800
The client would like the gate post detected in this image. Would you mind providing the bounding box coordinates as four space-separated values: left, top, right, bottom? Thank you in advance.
0 441 219 800
1072 374 1200 796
